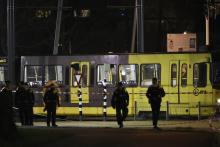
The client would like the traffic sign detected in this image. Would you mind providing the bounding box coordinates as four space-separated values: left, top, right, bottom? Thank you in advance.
74 74 82 86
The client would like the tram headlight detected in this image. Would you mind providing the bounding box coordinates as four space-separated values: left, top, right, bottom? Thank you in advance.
217 98 220 105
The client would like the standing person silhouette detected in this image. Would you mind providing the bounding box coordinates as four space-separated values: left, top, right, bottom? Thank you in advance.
0 81 17 140
43 84 60 127
24 83 35 126
111 82 129 128
146 78 165 130
15 81 26 126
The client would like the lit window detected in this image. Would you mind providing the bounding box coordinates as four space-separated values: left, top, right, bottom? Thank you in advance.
119 64 138 86
45 65 63 84
24 66 43 87
181 63 187 87
35 10 51 18
71 64 89 87
171 64 177 87
82 65 88 87
74 9 90 18
0 66 8 85
97 64 117 86
141 64 161 86
193 63 207 87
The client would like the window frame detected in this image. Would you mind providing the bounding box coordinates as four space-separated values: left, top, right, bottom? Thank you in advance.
24 65 43 87
44 65 64 85
118 64 139 87
193 63 207 88
0 65 8 85
181 63 188 87
140 63 161 87
96 64 117 87
170 63 177 87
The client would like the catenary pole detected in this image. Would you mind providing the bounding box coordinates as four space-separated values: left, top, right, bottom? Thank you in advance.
7 0 16 84
53 0 63 55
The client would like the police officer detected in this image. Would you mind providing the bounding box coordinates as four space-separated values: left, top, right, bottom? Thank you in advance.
146 78 165 130
111 82 129 128
43 84 60 127
0 81 17 140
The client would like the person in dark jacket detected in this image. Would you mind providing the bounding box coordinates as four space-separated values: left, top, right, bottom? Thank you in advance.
43 84 60 127
15 81 26 126
111 82 129 128
146 78 165 130
0 81 17 140
24 83 35 126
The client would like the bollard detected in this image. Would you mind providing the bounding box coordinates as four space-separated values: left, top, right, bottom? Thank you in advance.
134 101 137 120
166 101 169 120
78 85 82 121
103 80 107 121
198 101 201 120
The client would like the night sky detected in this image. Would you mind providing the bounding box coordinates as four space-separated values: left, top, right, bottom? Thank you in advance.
0 0 219 55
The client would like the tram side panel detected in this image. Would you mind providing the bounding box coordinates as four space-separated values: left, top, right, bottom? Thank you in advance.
22 54 218 117
128 53 214 117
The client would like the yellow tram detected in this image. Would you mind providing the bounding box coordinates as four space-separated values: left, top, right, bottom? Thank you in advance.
17 53 220 117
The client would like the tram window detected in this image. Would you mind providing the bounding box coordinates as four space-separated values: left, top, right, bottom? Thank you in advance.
171 64 177 87
24 65 43 87
141 64 161 86
119 64 138 86
45 65 63 84
71 64 89 87
181 63 187 87
97 64 117 86
193 63 207 87
82 65 88 87
0 66 8 85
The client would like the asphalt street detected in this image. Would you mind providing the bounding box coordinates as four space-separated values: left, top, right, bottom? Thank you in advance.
6 120 219 147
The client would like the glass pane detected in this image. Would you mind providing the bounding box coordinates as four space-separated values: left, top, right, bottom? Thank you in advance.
141 64 161 86
24 66 43 86
72 64 89 87
193 63 207 87
0 66 8 85
171 64 177 87
119 64 138 86
45 66 63 84
97 64 117 86
181 63 187 87
82 65 88 86
72 66 78 87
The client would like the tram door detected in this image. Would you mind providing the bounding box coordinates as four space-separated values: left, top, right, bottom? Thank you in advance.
169 60 189 104
70 61 90 104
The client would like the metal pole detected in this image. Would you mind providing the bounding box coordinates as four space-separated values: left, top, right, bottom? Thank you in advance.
198 101 201 120
136 0 144 53
7 0 15 84
131 0 137 53
205 17 209 46
103 79 107 121
166 101 169 120
78 85 82 121
53 0 63 55
134 101 137 120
